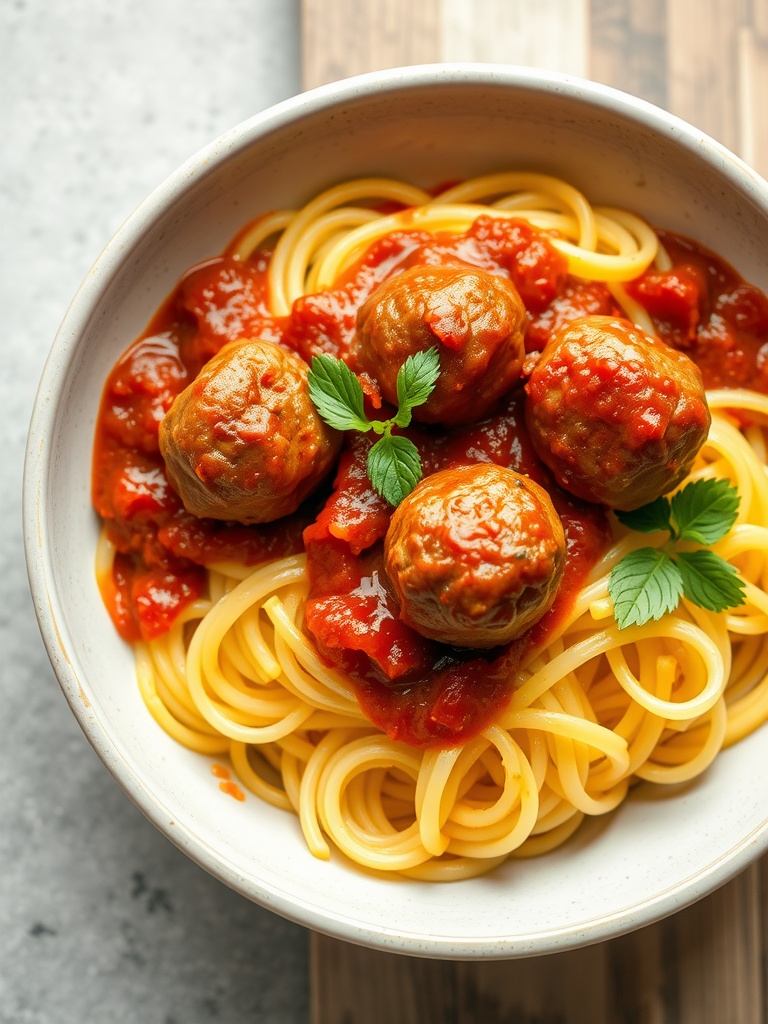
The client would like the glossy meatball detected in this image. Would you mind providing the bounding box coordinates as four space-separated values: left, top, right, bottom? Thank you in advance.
159 339 341 523
384 464 565 648
525 316 711 511
355 264 526 426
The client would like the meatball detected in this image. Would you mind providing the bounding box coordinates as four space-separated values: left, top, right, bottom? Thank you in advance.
355 264 526 425
524 316 711 511
159 339 341 523
384 464 565 648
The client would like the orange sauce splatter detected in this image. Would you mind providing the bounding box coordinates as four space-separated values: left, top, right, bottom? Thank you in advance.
210 763 245 801
219 780 246 801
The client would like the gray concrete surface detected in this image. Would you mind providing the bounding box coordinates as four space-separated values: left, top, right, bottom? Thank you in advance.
1 2 310 1021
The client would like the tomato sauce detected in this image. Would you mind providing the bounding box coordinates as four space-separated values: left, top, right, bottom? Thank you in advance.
211 763 246 802
93 255 309 642
92 208 768 747
626 231 768 391
303 393 610 747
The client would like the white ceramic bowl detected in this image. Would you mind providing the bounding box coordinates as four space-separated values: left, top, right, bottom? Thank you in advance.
24 64 768 959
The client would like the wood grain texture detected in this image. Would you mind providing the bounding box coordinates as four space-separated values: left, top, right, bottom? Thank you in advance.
739 25 768 175
441 0 589 75
589 0 669 109
300 1 768 1020
666 0 753 156
310 944 457 1024
311 869 767 1024
301 0 440 88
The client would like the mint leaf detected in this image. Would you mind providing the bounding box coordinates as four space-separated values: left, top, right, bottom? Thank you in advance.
670 478 740 545
393 347 440 428
608 548 684 629
615 496 672 534
307 355 371 433
676 550 747 612
366 435 422 506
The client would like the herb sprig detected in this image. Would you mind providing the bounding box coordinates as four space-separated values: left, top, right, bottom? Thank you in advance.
307 348 440 506
608 478 746 629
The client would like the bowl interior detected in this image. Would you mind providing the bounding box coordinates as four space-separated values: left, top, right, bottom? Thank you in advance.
26 66 768 958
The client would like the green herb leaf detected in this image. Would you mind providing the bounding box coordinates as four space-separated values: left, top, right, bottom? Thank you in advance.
608 548 684 629
306 349 440 504
676 550 747 612
670 478 740 545
307 354 371 433
615 496 672 535
366 434 423 506
393 347 441 428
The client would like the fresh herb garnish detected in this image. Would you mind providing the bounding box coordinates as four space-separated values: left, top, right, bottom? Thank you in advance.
307 348 440 506
608 478 746 628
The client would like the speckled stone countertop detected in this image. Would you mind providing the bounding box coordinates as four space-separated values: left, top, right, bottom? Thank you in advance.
1 3 309 1021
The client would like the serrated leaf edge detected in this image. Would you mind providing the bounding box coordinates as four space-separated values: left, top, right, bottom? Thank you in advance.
608 548 684 629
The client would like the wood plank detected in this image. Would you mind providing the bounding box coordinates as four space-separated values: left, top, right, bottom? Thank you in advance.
604 866 764 1024
738 26 768 178
754 0 768 38
604 921 670 1024
440 0 589 76
311 867 767 1024
668 865 763 1024
588 0 668 109
301 0 441 90
666 0 752 153
453 944 609 1023
310 941 456 1024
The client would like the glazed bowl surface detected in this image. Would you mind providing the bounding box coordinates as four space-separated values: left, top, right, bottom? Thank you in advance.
24 64 768 958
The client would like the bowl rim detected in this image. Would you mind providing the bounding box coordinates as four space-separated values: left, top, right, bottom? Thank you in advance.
22 62 768 959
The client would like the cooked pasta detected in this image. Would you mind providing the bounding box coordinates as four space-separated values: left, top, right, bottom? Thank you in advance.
94 174 768 880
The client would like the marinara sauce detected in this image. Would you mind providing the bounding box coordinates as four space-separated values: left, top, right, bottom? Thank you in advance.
625 230 768 391
92 212 768 748
92 254 306 642
302 393 610 747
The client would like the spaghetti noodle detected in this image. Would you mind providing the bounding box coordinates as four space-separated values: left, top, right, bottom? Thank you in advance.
94 174 768 880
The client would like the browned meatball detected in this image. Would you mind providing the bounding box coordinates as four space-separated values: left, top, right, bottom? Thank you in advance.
384 464 565 648
524 316 711 511
355 264 526 425
159 339 341 523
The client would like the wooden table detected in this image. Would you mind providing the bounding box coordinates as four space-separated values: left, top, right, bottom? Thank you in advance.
300 3 768 1021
